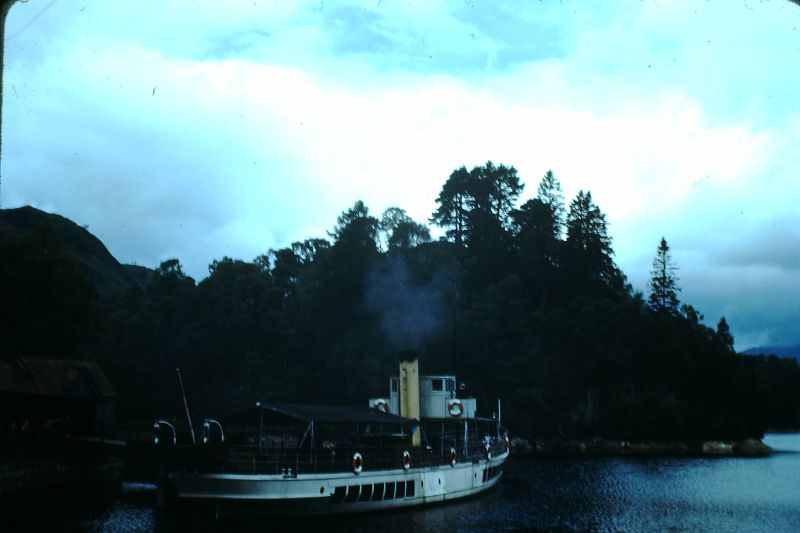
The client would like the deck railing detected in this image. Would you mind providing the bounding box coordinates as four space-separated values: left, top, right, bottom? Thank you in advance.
182 434 507 475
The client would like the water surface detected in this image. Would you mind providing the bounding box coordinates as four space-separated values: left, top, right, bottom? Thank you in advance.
13 434 800 532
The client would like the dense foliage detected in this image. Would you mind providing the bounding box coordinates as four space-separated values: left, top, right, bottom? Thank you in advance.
4 162 799 440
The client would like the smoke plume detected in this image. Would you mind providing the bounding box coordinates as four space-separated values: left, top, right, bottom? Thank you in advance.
364 255 452 351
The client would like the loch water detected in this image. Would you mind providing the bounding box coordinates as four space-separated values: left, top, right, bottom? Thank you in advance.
11 433 800 532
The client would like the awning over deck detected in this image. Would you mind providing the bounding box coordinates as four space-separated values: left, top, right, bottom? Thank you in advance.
223 402 414 426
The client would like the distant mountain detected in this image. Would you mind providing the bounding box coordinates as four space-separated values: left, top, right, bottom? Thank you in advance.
741 344 800 360
0 206 154 294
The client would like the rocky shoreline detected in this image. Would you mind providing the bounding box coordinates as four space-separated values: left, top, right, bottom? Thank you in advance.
510 437 771 457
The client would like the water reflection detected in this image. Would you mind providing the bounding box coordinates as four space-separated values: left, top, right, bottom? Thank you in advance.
12 434 800 532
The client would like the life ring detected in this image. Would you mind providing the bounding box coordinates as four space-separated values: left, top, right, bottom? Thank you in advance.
402 450 411 470
448 447 457 467
504 434 510 451
373 399 389 413
448 399 463 417
484 439 492 459
352 452 364 474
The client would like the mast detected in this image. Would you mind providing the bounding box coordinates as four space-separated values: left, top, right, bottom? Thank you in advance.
176 368 196 444
497 397 501 436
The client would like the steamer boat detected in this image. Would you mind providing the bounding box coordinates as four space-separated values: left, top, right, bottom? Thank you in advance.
154 352 509 518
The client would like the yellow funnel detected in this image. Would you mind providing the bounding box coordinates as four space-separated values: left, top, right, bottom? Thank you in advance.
399 351 421 447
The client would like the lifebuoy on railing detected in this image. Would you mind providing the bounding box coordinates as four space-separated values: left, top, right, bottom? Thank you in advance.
373 399 389 413
448 399 464 417
484 436 492 460
504 434 510 451
448 447 457 467
352 452 364 474
402 450 411 470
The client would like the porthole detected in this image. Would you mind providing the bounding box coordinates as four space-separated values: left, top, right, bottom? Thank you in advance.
438 478 441 485
320 486 325 494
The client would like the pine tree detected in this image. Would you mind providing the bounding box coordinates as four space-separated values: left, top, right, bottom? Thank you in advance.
565 190 618 286
430 166 473 246
536 170 566 239
472 161 524 230
648 237 680 313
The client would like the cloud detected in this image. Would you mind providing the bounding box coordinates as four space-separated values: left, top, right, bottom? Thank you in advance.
711 222 800 273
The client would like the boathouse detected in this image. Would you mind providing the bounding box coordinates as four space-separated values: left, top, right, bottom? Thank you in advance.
0 357 117 440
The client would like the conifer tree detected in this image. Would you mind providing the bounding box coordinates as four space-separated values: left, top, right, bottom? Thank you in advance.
536 170 566 239
648 237 680 313
565 190 618 286
430 166 473 246
470 161 523 230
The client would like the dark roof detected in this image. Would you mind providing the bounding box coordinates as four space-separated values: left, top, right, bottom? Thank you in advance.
228 403 413 425
0 357 116 399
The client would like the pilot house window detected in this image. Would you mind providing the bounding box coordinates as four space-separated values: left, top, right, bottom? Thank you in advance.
431 379 443 391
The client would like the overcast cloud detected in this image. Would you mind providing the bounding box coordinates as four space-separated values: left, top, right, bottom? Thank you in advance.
3 0 799 350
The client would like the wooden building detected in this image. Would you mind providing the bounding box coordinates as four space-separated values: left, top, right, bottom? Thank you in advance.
0 357 117 440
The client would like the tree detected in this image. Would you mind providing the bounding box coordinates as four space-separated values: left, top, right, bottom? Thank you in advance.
379 207 431 251
716 316 734 351
324 201 380 315
511 197 561 286
648 237 680 313
379 207 408 247
513 199 557 247
469 161 524 231
565 190 619 288
204 256 275 315
536 170 566 239
328 200 379 259
389 220 431 251
431 162 522 248
266 247 302 300
157 258 189 281
291 238 330 264
681 303 703 325
430 166 473 246
153 258 195 293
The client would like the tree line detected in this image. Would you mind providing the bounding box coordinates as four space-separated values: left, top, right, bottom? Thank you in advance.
3 162 799 440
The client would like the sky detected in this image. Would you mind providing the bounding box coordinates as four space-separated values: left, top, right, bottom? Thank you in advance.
2 0 799 350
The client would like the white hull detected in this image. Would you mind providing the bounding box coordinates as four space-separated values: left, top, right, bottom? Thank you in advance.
168 450 508 517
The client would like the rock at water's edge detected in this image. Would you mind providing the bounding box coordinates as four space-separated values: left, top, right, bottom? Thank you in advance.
733 438 772 456
701 441 734 456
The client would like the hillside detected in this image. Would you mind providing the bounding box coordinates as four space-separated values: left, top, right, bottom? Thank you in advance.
742 345 800 361
3 165 799 437
0 206 152 294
